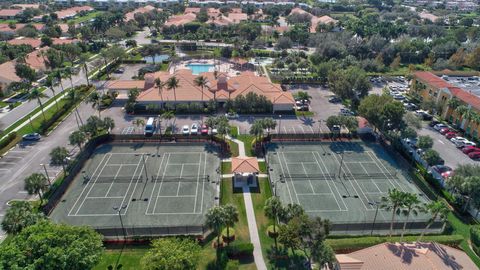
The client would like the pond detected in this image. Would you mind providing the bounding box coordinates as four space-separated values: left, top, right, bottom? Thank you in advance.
143 54 169 64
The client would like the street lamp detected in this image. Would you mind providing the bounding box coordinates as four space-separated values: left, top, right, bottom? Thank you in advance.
40 164 51 186
369 201 380 236
277 115 282 135
113 205 127 241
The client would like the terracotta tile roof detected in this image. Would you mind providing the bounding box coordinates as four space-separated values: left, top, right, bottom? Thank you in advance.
289 7 309 15
207 15 233 26
0 9 23 17
289 8 337 33
55 6 93 20
231 157 259 174
58 23 69 33
0 61 21 84
11 4 40 10
228 13 248 23
0 23 45 33
337 242 477 270
51 38 79 45
419 11 439 22
125 5 158 21
165 13 196 26
184 7 201 14
414 71 452 89
106 80 145 90
7 38 41 48
25 47 48 71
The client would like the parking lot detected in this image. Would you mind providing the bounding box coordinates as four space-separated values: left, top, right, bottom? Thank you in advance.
108 64 148 81
418 122 477 169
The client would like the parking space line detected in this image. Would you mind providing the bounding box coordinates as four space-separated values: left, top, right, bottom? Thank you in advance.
437 140 445 145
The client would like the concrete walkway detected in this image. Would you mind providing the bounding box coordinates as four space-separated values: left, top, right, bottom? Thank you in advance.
227 135 267 270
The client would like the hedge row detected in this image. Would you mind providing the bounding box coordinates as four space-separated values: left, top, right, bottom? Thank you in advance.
326 234 464 251
471 226 480 248
225 242 254 258
0 132 17 150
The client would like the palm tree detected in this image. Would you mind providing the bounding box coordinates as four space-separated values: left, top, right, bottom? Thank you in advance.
133 118 145 132
161 111 174 133
399 193 421 242
63 67 74 89
250 120 264 141
78 54 90 86
1 201 44 234
418 200 449 242
154 78 165 105
264 196 283 250
102 117 115 133
205 206 225 248
54 69 65 93
222 204 238 245
24 173 48 203
380 188 406 238
194 75 209 106
87 91 102 117
166 76 180 107
50 146 69 174
44 75 59 110
27 88 48 121
69 130 86 151
448 97 461 110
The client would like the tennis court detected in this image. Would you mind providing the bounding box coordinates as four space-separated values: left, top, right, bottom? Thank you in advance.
267 141 438 234
49 142 220 236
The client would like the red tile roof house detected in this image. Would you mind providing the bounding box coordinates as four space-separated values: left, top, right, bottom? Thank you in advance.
164 13 197 27
0 9 23 19
7 38 78 49
105 69 295 112
33 5 94 21
335 242 477 270
0 61 21 95
124 5 159 22
289 7 338 33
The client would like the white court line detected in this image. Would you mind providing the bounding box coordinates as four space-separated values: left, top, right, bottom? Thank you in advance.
281 152 301 204
296 192 336 195
86 196 124 199
176 164 185 196
438 140 445 145
105 163 139 166
308 126 314 133
343 161 377 164
288 162 318 165
300 162 315 193
146 153 166 215
123 155 149 214
157 195 196 198
0 168 10 171
283 126 288 134
366 152 407 192
169 163 201 166
105 164 123 197
3 156 22 159
358 163 382 193
276 152 294 204
200 152 207 214
153 153 171 214
0 162 15 165
69 154 109 216
193 153 203 214
312 151 346 211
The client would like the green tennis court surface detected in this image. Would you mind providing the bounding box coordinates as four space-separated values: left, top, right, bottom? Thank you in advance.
50 143 221 236
267 141 437 234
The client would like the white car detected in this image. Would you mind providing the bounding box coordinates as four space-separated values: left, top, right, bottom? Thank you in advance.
210 128 218 135
433 123 448 131
455 140 476 148
190 123 199 135
181 125 190 135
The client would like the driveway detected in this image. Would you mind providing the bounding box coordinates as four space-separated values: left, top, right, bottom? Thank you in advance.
417 122 478 169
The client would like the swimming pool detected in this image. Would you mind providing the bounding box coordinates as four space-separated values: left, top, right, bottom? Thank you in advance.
186 63 214 75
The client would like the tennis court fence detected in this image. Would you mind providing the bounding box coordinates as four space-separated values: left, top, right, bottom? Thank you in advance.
97 225 207 239
330 220 444 233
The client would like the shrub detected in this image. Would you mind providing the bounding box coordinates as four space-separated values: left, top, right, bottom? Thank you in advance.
0 132 18 150
225 242 254 258
225 260 239 270
471 226 480 248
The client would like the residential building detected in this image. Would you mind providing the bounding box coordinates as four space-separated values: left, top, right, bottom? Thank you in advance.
335 242 477 269
418 11 439 22
124 5 158 22
24 47 48 72
33 5 94 21
7 37 78 48
0 9 23 19
164 13 197 27
0 61 21 95
10 4 41 10
289 7 337 33
106 69 295 112
411 71 480 139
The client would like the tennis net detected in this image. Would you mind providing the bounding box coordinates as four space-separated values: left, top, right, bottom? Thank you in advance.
280 173 336 181
89 175 209 183
342 172 397 180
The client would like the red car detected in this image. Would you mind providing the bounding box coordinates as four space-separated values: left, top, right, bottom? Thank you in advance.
463 146 480 154
468 151 480 160
200 125 209 135
445 132 457 139
440 128 452 135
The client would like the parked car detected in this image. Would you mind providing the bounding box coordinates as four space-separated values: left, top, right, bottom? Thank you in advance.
468 151 480 160
181 125 189 135
113 67 125 74
439 128 452 135
210 128 218 135
462 145 480 154
201 125 208 135
451 137 476 148
339 108 355 116
190 123 199 135
404 103 418 111
331 125 341 133
458 141 476 148
429 165 453 179
415 110 433 120
434 123 448 131
295 105 309 111
429 120 441 127
328 96 341 103
445 132 458 139
403 138 417 146
225 112 239 119
22 133 41 141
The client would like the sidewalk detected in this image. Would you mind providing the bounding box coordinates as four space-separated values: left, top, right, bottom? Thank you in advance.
227 135 267 270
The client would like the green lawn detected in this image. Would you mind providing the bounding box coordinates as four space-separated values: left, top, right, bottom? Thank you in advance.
220 177 249 242
258 161 267 173
221 161 232 174
70 11 104 24
94 246 148 270
447 212 480 267
237 135 255 157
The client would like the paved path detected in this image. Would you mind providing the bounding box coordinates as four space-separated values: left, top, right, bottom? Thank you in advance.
227 135 267 270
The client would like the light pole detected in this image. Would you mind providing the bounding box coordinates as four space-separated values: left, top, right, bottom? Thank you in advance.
369 201 380 236
113 205 127 240
277 115 282 135
40 164 51 186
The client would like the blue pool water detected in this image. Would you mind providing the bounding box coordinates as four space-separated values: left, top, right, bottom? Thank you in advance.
186 63 214 75
143 54 169 64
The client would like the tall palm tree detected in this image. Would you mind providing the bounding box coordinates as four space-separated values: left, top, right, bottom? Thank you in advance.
87 92 102 117
194 75 209 106
69 130 86 151
27 88 48 121
448 97 461 110
24 173 48 203
399 193 421 242
44 75 59 110
222 204 238 245
63 67 74 89
418 200 449 242
54 69 65 93
166 76 180 108
161 111 174 133
50 146 69 174
264 196 283 250
102 117 115 133
78 54 90 86
154 78 165 105
380 188 406 238
205 206 225 248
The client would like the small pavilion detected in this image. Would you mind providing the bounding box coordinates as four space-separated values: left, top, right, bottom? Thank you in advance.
231 157 259 187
